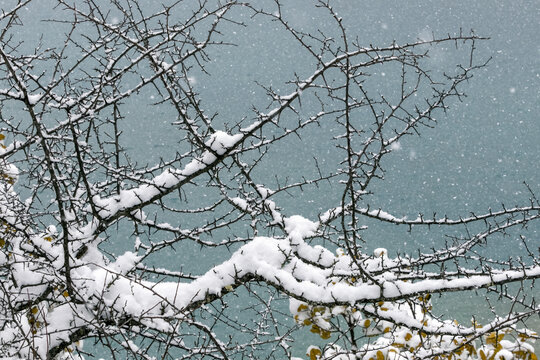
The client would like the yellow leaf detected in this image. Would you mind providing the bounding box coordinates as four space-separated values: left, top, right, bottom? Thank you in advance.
0 238 5 247
479 350 487 360
308 347 322 360
297 304 308 312
472 320 482 329
31 306 38 315
320 330 331 340
310 325 321 334
376 350 385 360
62 290 69 298
464 344 477 356
364 319 371 328
404 333 413 341
44 236 53 242
0 134 5 140
313 306 325 314
486 332 504 345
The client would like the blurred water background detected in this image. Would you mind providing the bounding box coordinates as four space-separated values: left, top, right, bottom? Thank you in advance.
3 0 539 357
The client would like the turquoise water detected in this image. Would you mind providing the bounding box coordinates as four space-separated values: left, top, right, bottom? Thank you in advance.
3 0 539 357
